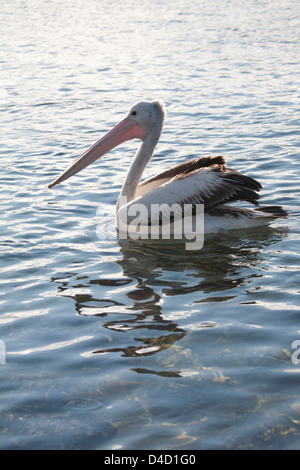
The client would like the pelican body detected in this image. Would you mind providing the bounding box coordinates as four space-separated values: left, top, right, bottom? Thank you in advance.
48 100 287 236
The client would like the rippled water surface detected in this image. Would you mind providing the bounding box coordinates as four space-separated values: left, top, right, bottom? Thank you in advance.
1 0 300 450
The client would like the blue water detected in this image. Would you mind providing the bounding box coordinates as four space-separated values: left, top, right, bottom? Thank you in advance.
1 0 300 450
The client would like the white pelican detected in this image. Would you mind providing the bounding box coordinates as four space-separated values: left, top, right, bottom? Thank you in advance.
48 100 288 235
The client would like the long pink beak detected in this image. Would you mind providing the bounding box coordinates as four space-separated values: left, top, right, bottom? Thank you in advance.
48 117 147 189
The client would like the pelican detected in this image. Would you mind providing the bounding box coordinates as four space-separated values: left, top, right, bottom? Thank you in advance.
48 100 288 235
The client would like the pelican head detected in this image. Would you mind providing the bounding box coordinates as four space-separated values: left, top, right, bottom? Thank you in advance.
48 100 165 189
127 100 165 132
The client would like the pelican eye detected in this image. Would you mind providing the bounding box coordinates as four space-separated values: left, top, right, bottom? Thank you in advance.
131 110 137 116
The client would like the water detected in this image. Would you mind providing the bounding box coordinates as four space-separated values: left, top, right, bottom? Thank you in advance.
1 0 300 450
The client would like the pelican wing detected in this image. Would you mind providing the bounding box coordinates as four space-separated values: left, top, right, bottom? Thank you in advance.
129 157 262 225
136 156 226 197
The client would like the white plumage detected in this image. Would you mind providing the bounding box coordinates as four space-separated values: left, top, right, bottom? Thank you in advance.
49 100 288 235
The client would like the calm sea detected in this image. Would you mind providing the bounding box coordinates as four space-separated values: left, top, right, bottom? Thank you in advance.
0 0 300 450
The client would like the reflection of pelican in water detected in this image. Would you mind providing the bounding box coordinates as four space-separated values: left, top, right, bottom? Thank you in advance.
117 226 287 298
51 226 287 376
